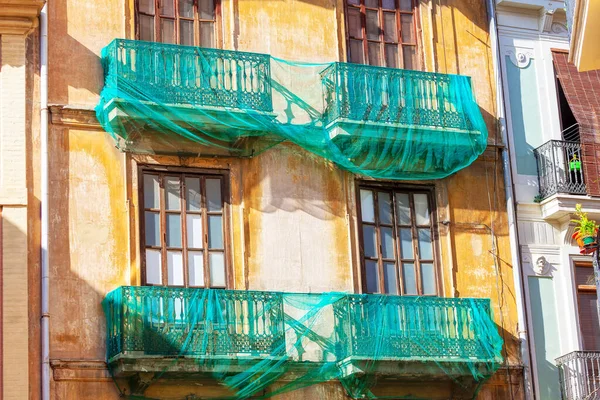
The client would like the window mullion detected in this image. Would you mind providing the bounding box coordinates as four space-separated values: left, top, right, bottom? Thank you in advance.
174 0 180 44
391 192 402 296
372 191 385 294
201 176 210 287
159 173 168 286
409 193 422 295
155 0 161 43
181 175 189 287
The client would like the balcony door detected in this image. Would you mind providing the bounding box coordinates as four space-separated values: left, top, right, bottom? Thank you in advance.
575 262 600 350
344 0 419 69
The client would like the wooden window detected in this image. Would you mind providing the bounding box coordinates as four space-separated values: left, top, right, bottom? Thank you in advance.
140 168 230 288
575 262 600 350
357 185 438 295
136 0 219 47
345 0 419 69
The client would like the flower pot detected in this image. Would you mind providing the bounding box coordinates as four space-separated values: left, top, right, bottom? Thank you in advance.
583 235 597 246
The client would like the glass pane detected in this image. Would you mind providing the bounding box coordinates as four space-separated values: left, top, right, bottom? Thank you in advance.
383 0 396 9
187 214 203 248
165 176 181 210
385 44 399 68
383 13 398 42
401 14 415 43
366 10 380 41
167 251 184 285
161 0 174 16
414 193 430 225
378 192 392 224
206 179 222 211
200 0 215 19
576 266 596 286
208 215 223 249
144 174 160 209
384 262 398 294
400 228 413 259
146 249 162 285
179 0 193 17
180 20 194 46
402 263 417 295
396 193 410 224
381 227 394 259
421 263 436 295
402 45 416 70
368 42 382 66
349 39 364 64
399 0 413 11
140 0 154 14
348 0 360 4
140 15 155 47
365 260 379 293
167 214 182 247
186 177 201 211
145 212 160 246
209 252 226 286
365 0 378 7
347 7 362 38
363 225 377 258
160 18 175 43
188 251 204 286
360 189 375 222
200 22 215 47
418 228 433 260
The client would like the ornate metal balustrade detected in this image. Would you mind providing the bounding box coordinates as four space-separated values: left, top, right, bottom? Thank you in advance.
534 140 586 199
320 62 475 131
103 286 285 360
102 39 273 112
333 295 498 362
557 351 600 400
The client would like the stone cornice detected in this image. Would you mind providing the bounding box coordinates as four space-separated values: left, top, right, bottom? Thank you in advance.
49 105 102 130
0 0 45 35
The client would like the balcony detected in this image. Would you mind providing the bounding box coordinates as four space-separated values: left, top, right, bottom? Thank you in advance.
557 351 600 399
320 63 486 175
104 286 502 397
534 140 586 199
97 39 276 155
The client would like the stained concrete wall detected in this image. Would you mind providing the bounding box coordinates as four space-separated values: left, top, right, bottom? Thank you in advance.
28 0 525 398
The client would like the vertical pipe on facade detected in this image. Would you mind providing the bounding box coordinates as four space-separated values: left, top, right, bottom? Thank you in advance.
485 0 534 398
40 4 50 400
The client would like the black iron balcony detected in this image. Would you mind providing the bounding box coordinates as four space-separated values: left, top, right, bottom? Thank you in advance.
557 351 600 399
534 140 586 199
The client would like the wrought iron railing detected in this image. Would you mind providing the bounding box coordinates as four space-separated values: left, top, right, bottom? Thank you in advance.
557 351 600 400
320 62 475 131
102 39 273 112
104 286 500 365
103 286 285 360
333 295 498 361
534 140 586 199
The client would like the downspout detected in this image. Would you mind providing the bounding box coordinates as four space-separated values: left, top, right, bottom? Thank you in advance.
485 0 535 398
40 4 50 400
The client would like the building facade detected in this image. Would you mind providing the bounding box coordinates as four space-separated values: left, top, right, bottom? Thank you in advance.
5 0 529 398
497 0 600 398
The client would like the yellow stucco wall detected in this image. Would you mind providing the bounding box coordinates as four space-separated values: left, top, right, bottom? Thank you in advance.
35 0 524 398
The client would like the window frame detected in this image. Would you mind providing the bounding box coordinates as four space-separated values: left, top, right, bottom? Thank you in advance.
355 182 440 295
138 165 232 288
574 261 599 350
344 0 420 69
134 0 222 47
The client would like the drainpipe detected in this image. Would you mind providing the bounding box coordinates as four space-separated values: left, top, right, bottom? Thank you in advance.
485 0 535 398
40 4 50 400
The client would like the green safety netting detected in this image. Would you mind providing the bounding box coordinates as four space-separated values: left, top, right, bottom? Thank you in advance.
96 39 488 180
103 286 503 399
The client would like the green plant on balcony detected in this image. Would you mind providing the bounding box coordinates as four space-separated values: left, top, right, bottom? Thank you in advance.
571 204 599 254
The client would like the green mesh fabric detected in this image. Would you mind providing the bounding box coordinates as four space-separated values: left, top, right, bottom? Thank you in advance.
96 39 488 180
103 286 503 399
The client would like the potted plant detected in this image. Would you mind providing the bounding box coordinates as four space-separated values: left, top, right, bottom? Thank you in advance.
571 204 599 254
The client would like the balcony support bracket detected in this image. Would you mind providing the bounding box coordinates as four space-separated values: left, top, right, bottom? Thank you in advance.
129 372 155 396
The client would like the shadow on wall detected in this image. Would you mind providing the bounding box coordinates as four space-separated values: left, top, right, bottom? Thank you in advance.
49 0 103 105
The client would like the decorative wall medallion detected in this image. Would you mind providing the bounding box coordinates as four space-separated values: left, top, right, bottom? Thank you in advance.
505 49 534 69
533 256 551 275
551 22 568 34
